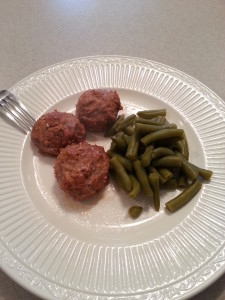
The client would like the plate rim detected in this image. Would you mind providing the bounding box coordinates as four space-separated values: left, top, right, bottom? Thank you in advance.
0 55 225 300
9 55 225 113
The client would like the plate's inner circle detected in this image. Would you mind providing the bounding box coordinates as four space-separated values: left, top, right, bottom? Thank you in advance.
21 88 204 245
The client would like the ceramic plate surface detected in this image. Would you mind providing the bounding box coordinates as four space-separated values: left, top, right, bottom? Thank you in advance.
0 56 225 300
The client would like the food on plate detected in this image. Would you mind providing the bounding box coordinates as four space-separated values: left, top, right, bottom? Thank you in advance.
166 180 202 212
31 111 86 156
31 89 213 214
76 89 123 132
128 206 143 219
107 109 213 215
54 141 109 200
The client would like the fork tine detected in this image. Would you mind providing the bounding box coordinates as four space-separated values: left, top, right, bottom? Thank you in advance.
0 104 29 134
0 90 36 134
4 98 35 130
7 92 36 123
3 99 33 131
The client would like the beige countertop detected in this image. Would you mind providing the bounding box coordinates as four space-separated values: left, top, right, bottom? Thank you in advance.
0 1 225 299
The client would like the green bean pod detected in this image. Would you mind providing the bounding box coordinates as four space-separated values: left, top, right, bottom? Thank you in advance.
154 116 167 123
109 141 117 151
111 133 127 152
149 172 160 211
155 137 184 147
110 156 132 192
116 114 136 132
105 115 124 136
126 131 139 161
178 173 188 187
141 129 184 146
140 145 154 167
161 178 178 189
107 150 133 172
188 163 213 181
152 147 175 159
129 206 143 219
135 117 166 125
183 133 189 160
152 155 182 168
123 134 131 145
176 152 199 181
158 168 174 182
133 160 153 196
175 140 186 156
124 125 135 135
166 180 202 212
149 166 166 184
175 135 189 160
129 174 141 197
137 109 166 119
135 123 177 136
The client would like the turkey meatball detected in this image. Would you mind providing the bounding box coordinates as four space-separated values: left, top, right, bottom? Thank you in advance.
31 111 86 156
76 89 122 132
54 141 109 200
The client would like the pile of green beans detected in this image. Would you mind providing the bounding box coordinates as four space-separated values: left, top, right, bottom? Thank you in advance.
106 109 213 217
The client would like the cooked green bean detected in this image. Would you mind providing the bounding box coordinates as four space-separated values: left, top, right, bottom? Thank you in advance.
176 152 198 181
123 134 131 145
183 132 189 160
158 168 174 182
140 145 154 167
152 147 175 159
164 118 170 125
166 180 202 212
178 173 188 187
124 125 135 135
174 132 189 159
105 115 124 137
109 170 123 188
129 174 141 197
110 141 117 151
133 160 153 196
141 129 184 146
129 206 143 218
107 148 115 157
149 172 160 211
135 123 177 136
188 163 213 180
154 116 166 123
116 114 136 132
137 109 166 119
149 166 166 184
111 133 127 152
135 117 166 125
126 132 139 161
110 156 132 192
175 140 186 156
136 123 162 135
152 155 182 168
155 136 184 147
107 150 133 171
175 137 188 159
106 107 212 214
161 178 178 189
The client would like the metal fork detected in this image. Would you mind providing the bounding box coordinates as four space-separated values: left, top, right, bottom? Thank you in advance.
0 90 36 134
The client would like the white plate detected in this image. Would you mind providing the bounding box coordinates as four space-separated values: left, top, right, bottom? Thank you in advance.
0 56 225 300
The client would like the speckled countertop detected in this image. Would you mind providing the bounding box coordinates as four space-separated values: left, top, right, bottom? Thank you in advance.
0 1 225 299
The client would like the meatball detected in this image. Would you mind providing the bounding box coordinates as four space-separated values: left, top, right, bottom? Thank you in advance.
31 111 86 156
54 141 109 200
76 89 123 132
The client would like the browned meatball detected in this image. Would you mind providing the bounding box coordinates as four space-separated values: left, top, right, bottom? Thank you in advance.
76 89 123 132
31 111 86 156
54 141 109 200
